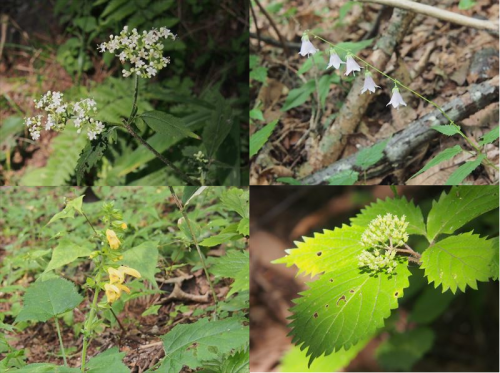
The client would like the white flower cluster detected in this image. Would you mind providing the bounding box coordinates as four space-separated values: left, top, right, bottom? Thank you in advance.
73 99 105 140
361 213 409 249
194 151 208 164
299 33 408 109
358 248 398 273
25 92 104 141
98 26 175 78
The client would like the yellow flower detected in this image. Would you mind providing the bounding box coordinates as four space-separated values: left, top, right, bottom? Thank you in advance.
118 266 141 279
106 229 121 250
108 267 124 284
105 283 121 303
121 223 127 229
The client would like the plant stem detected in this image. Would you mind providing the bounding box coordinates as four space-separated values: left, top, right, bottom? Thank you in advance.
81 211 98 236
123 75 200 186
390 185 399 198
80 269 102 372
310 55 322 131
168 187 218 320
110 308 125 333
55 317 68 366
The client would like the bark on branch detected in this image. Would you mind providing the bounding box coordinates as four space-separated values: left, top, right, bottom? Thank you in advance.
301 77 499 185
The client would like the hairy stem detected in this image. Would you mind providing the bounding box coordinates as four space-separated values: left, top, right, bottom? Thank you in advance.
168 187 218 320
80 269 102 372
55 317 67 366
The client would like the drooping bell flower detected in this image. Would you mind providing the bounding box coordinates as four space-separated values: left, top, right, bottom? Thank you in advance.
344 55 362 76
326 49 344 70
387 87 407 109
361 71 380 94
299 33 318 57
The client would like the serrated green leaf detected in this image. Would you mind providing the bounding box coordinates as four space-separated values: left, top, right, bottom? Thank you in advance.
211 251 249 296
490 237 499 281
410 145 463 180
431 125 461 136
203 96 233 160
220 188 249 218
119 241 158 285
47 196 85 225
16 278 83 323
375 327 435 371
421 232 494 293
86 347 128 373
426 186 499 241
409 286 455 324
15 364 79 373
237 218 249 236
327 170 359 185
199 224 242 247
479 125 499 146
140 111 200 140
44 239 92 273
350 197 426 236
445 155 485 185
158 317 249 373
355 138 390 170
75 129 116 185
250 120 278 157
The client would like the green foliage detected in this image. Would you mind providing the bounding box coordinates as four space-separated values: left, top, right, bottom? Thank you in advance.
445 155 485 185
479 125 499 146
327 170 359 185
355 138 390 170
47 196 85 225
250 120 278 157
409 286 455 324
140 111 201 140
426 186 499 241
203 96 233 161
44 239 92 273
210 251 249 297
282 80 316 111
120 241 159 285
85 347 129 373
431 125 461 136
276 177 303 185
459 0 477 10
156 317 249 373
220 188 249 219
16 278 83 323
376 327 435 371
421 232 494 293
410 145 463 180
200 224 242 247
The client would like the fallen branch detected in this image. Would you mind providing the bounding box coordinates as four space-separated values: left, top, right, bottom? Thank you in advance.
301 77 499 185
159 274 210 304
358 0 499 33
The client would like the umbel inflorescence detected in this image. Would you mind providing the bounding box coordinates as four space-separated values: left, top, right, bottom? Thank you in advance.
299 31 407 109
358 213 409 273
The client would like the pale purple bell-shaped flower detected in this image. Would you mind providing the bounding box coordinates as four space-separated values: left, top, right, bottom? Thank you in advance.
299 34 318 57
326 51 344 70
361 71 380 94
344 55 362 76
387 87 407 109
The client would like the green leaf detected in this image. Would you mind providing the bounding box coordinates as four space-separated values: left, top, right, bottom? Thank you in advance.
199 224 242 247
375 327 435 371
15 364 79 373
119 241 159 285
459 0 477 10
73 16 97 32
276 177 303 185
86 347 129 373
47 196 85 225
182 186 201 205
0 116 24 144
355 138 390 170
332 39 374 59
431 125 461 136
16 278 83 323
327 170 359 185
421 232 494 293
249 66 268 83
280 337 370 372
410 145 463 180
350 197 426 236
426 186 499 241
338 1 359 21
203 97 233 160
281 80 316 111
237 217 249 236
409 286 455 324
318 74 332 108
140 111 200 140
44 239 92 273
445 155 485 185
158 317 249 373
490 238 499 281
249 109 265 121
220 188 249 218
141 304 161 317
249 120 278 157
297 52 327 75
479 125 499 146
211 251 249 296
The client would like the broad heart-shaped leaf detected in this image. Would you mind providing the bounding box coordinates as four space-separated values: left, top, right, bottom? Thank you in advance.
15 364 79 372
157 317 249 373
273 225 366 277
85 347 128 373
426 186 499 241
288 260 411 365
44 239 92 273
16 278 83 323
47 195 84 225
140 111 201 140
210 250 249 297
350 197 426 236
421 232 494 293
119 241 159 285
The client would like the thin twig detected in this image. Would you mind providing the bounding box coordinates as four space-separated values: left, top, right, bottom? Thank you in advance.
249 3 261 51
253 0 290 55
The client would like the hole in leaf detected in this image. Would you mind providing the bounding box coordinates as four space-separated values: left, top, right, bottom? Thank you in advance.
313 312 318 318
325 304 329 308
349 289 354 293
395 291 399 297
329 279 334 283
317 252 322 256
336 295 346 306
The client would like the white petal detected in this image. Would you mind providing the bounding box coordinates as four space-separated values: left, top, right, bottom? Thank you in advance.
344 56 362 76
299 40 318 57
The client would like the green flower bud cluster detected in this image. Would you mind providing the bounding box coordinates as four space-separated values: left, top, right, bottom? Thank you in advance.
361 213 409 249
358 248 398 273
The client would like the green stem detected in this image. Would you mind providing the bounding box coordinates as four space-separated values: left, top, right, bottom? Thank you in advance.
311 33 500 173
310 55 322 130
168 187 218 320
390 185 399 198
55 317 68 366
81 269 102 372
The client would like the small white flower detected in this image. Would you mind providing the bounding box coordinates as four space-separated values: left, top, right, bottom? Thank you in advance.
299 34 317 57
387 87 407 109
344 55 362 76
361 72 380 94
326 51 344 70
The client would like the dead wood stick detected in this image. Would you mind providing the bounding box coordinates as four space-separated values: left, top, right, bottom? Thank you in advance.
301 77 499 185
357 0 498 33
300 8 416 178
